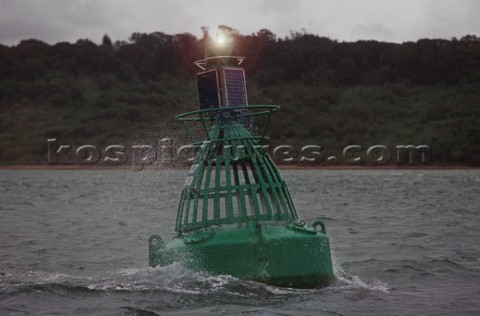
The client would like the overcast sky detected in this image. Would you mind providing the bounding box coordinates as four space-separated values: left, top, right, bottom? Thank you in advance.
0 0 479 46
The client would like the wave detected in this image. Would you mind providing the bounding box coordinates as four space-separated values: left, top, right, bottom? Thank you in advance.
1 256 395 299
1 264 313 299
331 256 391 293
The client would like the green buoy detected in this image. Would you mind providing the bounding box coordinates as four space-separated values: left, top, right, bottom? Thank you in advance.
149 28 334 288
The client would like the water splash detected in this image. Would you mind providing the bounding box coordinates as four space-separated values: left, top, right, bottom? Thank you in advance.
1 263 311 298
332 256 391 293
2 257 391 298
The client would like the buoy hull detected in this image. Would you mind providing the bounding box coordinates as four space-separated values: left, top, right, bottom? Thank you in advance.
149 223 334 288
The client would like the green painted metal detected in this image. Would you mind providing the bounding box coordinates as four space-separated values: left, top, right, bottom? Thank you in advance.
149 39 335 288
175 107 297 233
149 221 333 288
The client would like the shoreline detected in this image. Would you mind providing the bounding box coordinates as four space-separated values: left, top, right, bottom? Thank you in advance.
1 164 478 170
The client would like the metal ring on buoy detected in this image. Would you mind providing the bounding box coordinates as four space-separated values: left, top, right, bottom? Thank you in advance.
312 220 327 234
149 235 165 248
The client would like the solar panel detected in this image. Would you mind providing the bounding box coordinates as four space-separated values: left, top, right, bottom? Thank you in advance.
223 68 247 107
197 70 220 109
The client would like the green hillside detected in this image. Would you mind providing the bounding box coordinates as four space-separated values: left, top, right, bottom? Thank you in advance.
1 30 480 165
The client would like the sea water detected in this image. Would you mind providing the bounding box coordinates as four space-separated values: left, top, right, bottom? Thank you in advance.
1 170 479 315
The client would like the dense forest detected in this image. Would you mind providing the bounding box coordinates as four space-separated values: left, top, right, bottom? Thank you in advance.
1 28 480 165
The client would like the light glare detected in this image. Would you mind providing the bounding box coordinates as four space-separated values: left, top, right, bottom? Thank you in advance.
214 30 230 46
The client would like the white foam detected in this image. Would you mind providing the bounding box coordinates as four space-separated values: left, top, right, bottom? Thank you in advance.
332 256 391 293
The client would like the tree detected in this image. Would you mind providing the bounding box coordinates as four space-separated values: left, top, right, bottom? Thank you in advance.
102 34 113 48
